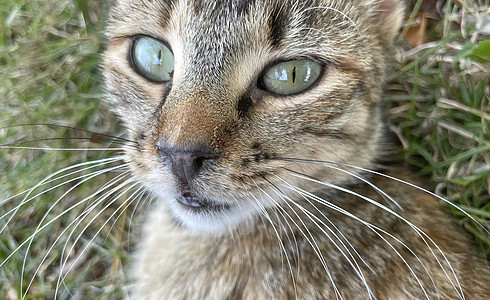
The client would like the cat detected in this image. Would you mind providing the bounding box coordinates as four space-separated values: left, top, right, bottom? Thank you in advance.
99 0 490 299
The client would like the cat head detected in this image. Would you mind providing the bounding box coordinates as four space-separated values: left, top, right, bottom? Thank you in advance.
102 0 404 233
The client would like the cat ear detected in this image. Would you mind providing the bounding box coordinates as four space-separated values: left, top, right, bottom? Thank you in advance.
372 0 405 43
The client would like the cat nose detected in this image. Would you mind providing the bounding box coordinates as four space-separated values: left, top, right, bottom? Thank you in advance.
158 146 219 185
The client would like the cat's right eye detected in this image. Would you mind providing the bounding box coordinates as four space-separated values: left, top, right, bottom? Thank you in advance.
132 37 174 82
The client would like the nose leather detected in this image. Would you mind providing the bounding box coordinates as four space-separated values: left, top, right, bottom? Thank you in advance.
159 147 218 185
170 151 202 185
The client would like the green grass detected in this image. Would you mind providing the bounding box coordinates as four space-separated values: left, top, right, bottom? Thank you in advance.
387 0 489 257
0 0 489 299
0 1 130 299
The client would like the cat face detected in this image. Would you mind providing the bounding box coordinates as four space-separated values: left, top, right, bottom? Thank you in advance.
102 0 403 232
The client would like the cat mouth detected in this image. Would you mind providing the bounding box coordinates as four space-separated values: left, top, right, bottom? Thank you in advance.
177 192 231 212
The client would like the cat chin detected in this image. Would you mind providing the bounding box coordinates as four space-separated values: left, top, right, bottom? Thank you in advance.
168 197 260 234
148 188 258 234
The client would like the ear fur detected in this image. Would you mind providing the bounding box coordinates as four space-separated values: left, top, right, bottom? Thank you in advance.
373 0 405 43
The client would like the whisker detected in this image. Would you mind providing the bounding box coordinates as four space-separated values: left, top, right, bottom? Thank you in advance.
273 174 376 299
265 193 300 279
282 171 459 299
79 168 134 211
301 6 361 37
55 183 142 297
280 162 465 298
0 164 128 273
294 184 435 298
1 137 132 147
276 204 302 278
128 193 153 249
256 178 343 300
54 170 134 262
1 123 136 144
299 164 465 298
0 146 126 151
266 175 374 299
49 177 136 299
0 156 123 208
18 165 130 296
105 188 146 243
311 164 403 210
242 174 301 277
250 180 298 299
1 157 125 238
21 172 134 297
276 157 488 235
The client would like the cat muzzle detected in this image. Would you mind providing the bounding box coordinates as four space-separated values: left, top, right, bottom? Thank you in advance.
156 145 220 185
177 191 231 211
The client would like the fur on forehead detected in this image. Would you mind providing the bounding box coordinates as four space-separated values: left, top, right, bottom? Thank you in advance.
106 0 404 44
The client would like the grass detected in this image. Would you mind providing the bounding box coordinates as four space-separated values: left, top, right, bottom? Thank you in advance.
387 0 489 256
0 1 131 299
0 0 489 299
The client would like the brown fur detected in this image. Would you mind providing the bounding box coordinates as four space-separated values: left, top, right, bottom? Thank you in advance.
102 0 489 298
134 166 488 299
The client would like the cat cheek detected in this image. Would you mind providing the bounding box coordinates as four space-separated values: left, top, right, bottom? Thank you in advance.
125 149 178 195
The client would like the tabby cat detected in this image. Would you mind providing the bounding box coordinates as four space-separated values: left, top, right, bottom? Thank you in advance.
101 0 489 299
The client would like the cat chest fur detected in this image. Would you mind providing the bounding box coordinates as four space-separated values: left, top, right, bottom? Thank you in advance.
132 166 487 299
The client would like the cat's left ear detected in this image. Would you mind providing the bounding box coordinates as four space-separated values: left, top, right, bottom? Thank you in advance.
372 0 405 43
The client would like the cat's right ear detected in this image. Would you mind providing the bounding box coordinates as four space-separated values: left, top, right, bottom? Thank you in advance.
372 0 405 44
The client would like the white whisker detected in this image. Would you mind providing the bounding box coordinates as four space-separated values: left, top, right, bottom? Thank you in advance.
0 157 122 205
256 179 343 300
1 160 125 228
286 168 464 299
21 172 134 298
0 164 128 271
18 166 130 297
55 183 143 294
301 5 361 36
1 157 123 229
54 171 136 270
250 180 299 299
274 175 376 299
279 157 487 235
128 193 152 247
250 176 301 277
0 146 125 151
285 179 438 299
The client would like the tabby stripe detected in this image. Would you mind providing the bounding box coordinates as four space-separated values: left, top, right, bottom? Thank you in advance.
268 5 288 49
157 0 176 29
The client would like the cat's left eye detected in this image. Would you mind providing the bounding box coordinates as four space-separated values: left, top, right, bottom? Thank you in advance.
132 37 174 82
260 60 322 95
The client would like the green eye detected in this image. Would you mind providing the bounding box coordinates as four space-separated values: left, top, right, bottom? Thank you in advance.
132 37 174 82
261 60 322 95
